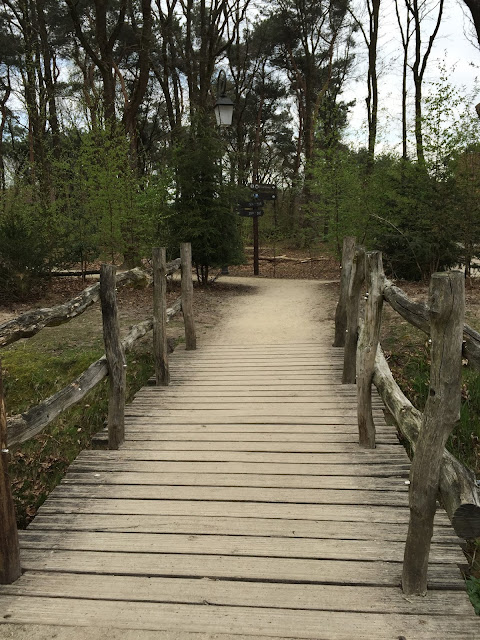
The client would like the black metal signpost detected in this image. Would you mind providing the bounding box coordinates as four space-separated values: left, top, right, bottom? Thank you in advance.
238 182 277 275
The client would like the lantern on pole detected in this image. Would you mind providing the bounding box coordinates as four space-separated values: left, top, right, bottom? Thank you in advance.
214 70 234 127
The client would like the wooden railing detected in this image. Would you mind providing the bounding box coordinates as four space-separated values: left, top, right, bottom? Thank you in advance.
335 236 480 596
0 243 196 584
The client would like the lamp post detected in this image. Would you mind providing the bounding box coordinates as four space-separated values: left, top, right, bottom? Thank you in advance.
214 70 234 127
214 70 233 275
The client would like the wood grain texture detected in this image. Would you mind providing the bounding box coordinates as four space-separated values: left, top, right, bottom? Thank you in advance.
343 246 365 384
334 236 356 347
402 272 465 595
356 251 384 448
0 595 478 639
100 265 126 450
180 242 196 350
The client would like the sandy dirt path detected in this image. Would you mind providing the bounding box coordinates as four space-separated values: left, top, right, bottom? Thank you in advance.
0 276 339 640
205 276 337 347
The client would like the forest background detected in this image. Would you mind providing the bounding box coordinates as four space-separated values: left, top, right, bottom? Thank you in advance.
1 0 480 293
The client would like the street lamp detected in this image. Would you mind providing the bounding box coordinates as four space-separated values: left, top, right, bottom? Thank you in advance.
214 70 233 275
214 70 234 127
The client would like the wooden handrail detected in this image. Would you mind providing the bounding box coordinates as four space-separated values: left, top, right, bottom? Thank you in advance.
0 242 197 585
402 272 465 595
384 279 480 370
334 237 480 596
6 298 182 447
0 260 181 349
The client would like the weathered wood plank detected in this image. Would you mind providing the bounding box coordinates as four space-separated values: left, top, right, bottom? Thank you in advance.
122 433 398 444
74 450 409 464
37 498 442 524
18 531 464 564
26 513 457 541
60 471 408 490
1 596 478 639
122 441 401 453
69 459 411 476
122 423 394 434
16 549 464 588
0 572 472 615
48 483 410 507
124 413 388 423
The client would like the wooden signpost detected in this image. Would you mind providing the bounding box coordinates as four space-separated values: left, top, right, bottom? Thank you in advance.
240 183 277 276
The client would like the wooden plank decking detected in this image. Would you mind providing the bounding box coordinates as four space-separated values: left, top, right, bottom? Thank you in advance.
1 343 478 639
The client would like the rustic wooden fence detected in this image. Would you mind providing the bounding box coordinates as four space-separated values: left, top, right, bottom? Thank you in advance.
0 243 196 584
335 236 480 596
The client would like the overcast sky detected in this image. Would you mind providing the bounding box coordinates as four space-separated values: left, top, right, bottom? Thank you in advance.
342 0 480 151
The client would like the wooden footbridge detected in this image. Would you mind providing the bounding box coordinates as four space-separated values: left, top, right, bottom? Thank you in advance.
1 242 480 639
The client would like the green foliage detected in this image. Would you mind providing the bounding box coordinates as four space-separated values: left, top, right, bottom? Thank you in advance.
53 124 164 266
308 147 367 254
466 577 480 615
369 157 459 280
0 185 63 301
172 114 244 282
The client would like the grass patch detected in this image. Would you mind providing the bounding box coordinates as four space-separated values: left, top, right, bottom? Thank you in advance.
3 339 156 527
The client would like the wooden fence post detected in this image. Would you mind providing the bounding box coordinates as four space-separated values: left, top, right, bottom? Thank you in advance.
0 359 21 584
180 242 196 350
356 251 384 448
100 264 126 450
334 236 356 347
402 271 465 596
342 246 365 384
153 247 170 386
